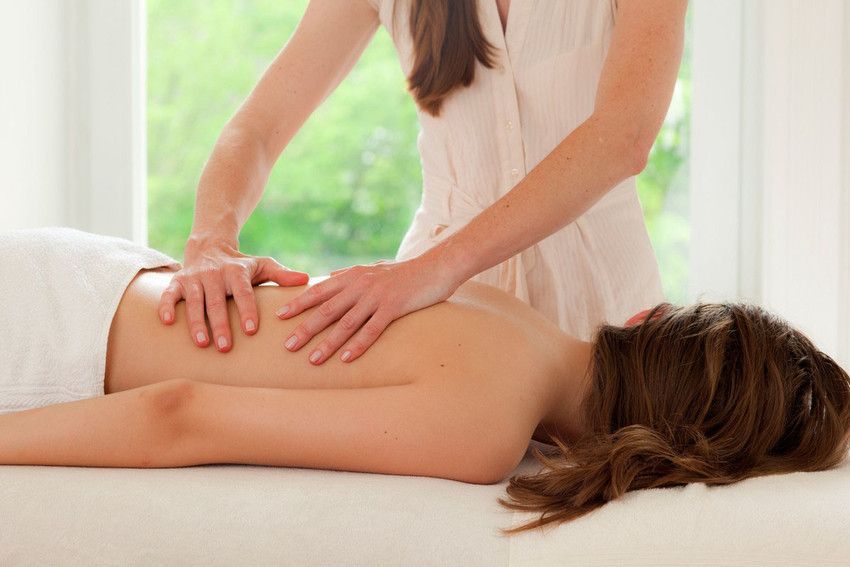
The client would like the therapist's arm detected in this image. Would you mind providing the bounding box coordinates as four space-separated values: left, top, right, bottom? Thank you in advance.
422 0 688 284
157 0 380 351
275 0 688 365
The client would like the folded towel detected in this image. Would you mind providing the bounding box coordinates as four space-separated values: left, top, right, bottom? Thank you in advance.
0 227 179 414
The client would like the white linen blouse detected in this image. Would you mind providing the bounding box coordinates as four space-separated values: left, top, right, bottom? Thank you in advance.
368 0 665 341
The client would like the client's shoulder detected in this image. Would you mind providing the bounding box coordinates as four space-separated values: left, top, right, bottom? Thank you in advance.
449 280 533 318
450 280 564 344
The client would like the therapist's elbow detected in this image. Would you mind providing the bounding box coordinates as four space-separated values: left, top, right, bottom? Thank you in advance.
627 147 650 177
604 140 650 181
619 130 654 178
590 112 655 179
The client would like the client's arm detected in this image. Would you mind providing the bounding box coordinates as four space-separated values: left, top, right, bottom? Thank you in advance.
0 377 531 484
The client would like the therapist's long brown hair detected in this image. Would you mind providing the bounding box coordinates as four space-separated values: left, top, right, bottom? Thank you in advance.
394 0 498 116
498 302 850 535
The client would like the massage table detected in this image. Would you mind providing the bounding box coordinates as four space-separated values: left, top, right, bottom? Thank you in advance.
1 439 849 565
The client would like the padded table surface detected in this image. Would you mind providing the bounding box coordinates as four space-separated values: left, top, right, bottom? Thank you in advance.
1 440 849 566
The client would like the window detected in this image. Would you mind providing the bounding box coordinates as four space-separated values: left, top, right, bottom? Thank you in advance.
147 1 693 302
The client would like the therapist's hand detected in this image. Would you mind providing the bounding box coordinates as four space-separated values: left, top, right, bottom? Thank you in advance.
277 254 462 364
158 235 310 352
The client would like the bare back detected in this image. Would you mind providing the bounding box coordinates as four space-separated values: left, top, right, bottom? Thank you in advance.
106 269 568 405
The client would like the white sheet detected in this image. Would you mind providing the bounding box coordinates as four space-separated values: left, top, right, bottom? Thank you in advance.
1 440 848 566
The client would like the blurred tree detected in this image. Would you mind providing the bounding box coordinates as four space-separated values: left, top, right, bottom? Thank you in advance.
148 0 692 303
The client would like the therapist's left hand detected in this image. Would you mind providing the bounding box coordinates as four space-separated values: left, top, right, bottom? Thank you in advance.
277 254 462 364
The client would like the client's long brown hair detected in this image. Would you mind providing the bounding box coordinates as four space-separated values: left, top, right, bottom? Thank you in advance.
394 0 498 116
498 302 850 535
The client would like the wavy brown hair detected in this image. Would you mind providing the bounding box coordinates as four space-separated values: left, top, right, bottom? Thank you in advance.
391 0 498 116
498 302 850 535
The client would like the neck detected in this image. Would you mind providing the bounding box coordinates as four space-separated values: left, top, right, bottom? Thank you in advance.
534 333 594 445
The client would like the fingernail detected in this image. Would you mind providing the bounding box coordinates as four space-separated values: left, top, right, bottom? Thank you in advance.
341 350 352 362
217 336 228 350
163 311 173 323
196 331 207 344
277 305 290 318
285 335 298 350
309 350 322 363
245 319 256 332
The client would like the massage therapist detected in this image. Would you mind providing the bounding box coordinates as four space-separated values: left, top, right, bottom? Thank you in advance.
158 0 688 364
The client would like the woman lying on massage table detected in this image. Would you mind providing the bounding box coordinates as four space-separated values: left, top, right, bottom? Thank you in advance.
1 227 849 535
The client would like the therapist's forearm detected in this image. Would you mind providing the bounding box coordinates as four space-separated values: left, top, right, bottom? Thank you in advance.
422 112 642 284
420 0 686 284
189 119 274 247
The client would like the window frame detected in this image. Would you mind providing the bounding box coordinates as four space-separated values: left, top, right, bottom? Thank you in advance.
688 1 745 303
71 0 148 243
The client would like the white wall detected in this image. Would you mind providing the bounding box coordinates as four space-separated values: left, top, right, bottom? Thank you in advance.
758 0 849 365
0 2 71 228
0 0 146 241
838 0 849 364
690 0 850 366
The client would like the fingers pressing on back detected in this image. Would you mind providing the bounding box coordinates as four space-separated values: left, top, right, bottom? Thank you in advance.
183 277 211 348
223 263 259 335
201 275 232 352
158 278 184 325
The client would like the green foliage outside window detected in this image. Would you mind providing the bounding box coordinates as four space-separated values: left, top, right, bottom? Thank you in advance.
148 0 692 303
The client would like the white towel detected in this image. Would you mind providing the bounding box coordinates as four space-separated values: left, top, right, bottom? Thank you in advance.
0 227 180 414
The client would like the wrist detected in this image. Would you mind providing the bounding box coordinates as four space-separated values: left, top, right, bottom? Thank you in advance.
421 236 477 288
185 230 239 255
189 208 240 247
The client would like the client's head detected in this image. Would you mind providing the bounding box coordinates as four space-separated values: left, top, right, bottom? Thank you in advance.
498 301 850 535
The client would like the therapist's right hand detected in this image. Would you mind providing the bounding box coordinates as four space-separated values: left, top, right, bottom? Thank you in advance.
158 235 310 352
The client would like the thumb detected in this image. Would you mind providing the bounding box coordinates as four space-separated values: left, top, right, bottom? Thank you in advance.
254 257 310 287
